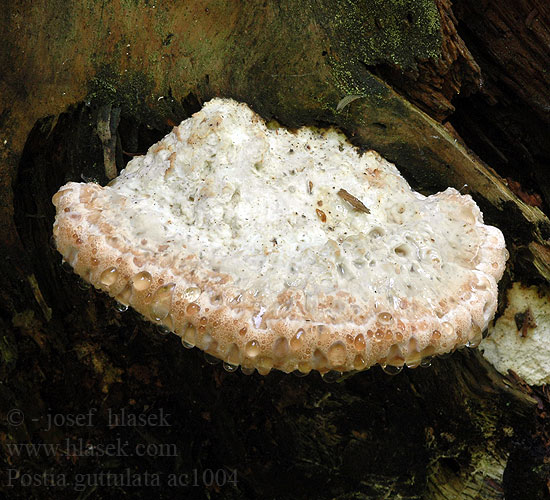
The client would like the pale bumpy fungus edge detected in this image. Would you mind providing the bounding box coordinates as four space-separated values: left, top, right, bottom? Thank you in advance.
52 98 508 375
481 283 550 386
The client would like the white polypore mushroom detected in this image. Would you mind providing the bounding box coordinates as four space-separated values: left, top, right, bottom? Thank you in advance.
52 98 508 375
480 283 550 385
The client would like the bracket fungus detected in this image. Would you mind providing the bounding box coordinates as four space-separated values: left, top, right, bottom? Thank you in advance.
480 283 550 386
52 98 508 376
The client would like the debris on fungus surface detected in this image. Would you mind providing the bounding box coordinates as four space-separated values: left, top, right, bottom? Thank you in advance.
52 98 508 375
480 283 550 386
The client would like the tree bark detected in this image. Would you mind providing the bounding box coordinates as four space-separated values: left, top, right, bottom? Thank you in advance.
1 1 549 498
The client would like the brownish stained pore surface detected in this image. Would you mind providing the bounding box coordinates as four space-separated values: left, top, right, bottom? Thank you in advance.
2 1 550 499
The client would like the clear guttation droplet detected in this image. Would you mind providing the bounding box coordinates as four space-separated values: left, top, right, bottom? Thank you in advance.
226 344 241 365
116 284 132 306
132 271 152 291
292 369 309 378
183 287 201 302
256 357 273 375
151 283 176 321
441 322 454 336
203 353 221 365
114 302 128 313
312 349 328 370
353 354 367 370
245 340 261 357
290 329 305 350
183 324 196 346
354 334 366 351
156 324 171 336
78 278 91 290
381 364 403 375
420 357 432 368
223 362 239 373
186 302 201 315
273 337 290 358
181 339 194 349
378 312 393 324
466 327 483 348
100 267 118 286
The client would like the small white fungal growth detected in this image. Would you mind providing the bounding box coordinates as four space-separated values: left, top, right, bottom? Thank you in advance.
52 98 508 375
480 283 550 386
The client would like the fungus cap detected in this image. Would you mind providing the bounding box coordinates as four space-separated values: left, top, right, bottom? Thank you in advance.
52 98 508 375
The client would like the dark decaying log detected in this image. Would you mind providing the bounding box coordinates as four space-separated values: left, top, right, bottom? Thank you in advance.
1 1 549 498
